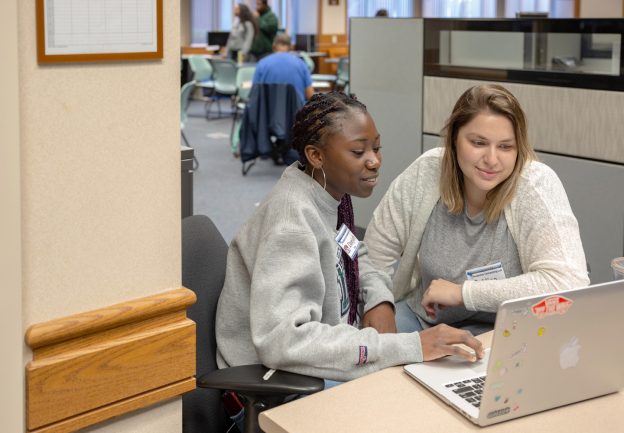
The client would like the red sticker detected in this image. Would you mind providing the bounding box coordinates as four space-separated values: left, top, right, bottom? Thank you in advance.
531 295 573 318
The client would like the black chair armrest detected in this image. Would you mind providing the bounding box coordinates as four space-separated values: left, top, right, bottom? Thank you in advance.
197 364 324 397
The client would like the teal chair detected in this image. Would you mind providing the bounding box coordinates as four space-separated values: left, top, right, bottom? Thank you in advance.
181 80 196 147
181 81 199 169
187 56 216 118
336 56 350 92
210 58 239 118
298 51 315 73
301 52 338 88
231 65 256 155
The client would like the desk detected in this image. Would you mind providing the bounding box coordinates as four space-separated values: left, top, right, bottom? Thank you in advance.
259 332 623 433
181 44 219 56
323 57 348 65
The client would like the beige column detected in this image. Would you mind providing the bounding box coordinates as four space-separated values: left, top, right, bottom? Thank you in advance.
15 0 184 431
0 0 24 431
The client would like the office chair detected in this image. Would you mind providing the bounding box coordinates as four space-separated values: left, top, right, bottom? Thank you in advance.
298 51 337 91
335 56 350 92
210 58 239 118
231 65 256 156
239 83 304 175
298 51 315 73
187 56 216 118
181 215 324 433
180 81 199 170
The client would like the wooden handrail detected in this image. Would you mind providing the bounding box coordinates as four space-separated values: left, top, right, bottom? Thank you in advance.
25 287 196 349
25 287 197 432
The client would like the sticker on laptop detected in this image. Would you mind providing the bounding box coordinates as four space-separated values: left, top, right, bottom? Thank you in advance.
531 295 573 319
487 407 511 419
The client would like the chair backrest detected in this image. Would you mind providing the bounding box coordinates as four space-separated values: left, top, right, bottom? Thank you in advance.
188 55 214 83
182 215 229 433
180 81 196 127
298 51 315 73
336 56 350 87
211 59 239 95
239 83 303 164
235 65 256 103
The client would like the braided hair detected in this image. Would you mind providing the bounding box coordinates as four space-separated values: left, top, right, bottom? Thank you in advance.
292 92 367 325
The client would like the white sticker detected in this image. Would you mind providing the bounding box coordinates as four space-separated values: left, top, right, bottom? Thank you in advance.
466 261 506 281
335 223 360 260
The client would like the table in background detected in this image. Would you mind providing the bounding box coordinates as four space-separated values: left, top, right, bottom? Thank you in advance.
259 331 624 433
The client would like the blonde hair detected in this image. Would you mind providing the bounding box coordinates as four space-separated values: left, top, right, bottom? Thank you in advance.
440 84 536 223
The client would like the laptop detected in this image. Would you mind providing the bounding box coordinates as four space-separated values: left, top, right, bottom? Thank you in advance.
404 279 624 426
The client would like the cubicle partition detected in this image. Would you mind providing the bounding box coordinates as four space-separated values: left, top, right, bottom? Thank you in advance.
350 17 624 284
349 18 424 232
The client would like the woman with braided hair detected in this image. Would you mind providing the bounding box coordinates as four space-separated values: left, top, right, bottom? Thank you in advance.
215 92 484 386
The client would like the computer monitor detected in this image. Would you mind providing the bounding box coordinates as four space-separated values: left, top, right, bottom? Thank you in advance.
515 12 548 18
295 34 316 52
207 31 230 47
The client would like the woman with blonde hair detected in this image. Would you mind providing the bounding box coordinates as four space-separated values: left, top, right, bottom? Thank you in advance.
363 84 589 335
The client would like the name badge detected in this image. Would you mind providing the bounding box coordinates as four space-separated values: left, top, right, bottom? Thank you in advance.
335 223 360 260
466 261 506 281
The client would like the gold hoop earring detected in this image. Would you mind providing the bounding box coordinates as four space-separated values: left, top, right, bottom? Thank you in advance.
311 166 327 190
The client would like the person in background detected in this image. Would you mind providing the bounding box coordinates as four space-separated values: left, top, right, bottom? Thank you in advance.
362 84 589 336
216 92 485 389
375 8 389 17
250 0 278 61
224 3 258 63
252 33 314 103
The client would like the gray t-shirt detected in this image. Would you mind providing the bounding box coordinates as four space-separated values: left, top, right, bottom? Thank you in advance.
416 200 522 326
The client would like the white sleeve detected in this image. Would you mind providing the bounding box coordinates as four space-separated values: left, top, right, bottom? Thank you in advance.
364 164 418 276
357 242 395 313
363 151 440 301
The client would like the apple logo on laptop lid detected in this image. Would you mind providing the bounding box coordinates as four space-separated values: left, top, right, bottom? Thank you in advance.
559 336 581 369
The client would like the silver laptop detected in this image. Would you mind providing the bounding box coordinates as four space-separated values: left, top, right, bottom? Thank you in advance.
404 280 624 426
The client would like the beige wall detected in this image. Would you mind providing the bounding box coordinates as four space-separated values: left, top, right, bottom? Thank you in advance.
580 0 623 17
0 0 24 431
321 0 347 35
5 0 184 431
181 0 192 46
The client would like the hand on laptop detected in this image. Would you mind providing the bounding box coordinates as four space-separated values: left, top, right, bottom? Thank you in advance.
420 324 484 362
421 279 463 319
361 302 397 333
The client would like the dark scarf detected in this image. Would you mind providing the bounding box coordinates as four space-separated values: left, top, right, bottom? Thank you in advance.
337 194 359 325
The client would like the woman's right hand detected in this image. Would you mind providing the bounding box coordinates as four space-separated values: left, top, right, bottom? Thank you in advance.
419 324 485 362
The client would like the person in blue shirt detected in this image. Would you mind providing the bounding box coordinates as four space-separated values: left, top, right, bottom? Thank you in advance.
252 33 314 103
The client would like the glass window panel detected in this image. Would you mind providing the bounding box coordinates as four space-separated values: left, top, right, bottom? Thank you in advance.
348 0 413 18
436 30 621 76
423 0 496 18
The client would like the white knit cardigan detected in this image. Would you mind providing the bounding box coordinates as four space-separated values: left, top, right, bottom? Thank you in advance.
363 147 590 313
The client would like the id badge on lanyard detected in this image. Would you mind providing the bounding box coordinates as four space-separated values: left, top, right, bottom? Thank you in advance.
335 223 360 260
466 261 506 281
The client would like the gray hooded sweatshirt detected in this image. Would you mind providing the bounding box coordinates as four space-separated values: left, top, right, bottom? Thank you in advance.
216 164 423 381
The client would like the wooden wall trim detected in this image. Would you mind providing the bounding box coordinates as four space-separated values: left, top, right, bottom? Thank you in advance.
30 379 196 433
25 288 197 432
26 287 196 349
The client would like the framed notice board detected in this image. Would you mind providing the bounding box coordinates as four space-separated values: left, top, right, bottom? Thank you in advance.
36 0 163 64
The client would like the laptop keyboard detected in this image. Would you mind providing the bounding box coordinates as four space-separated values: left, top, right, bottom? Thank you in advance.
444 375 486 408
